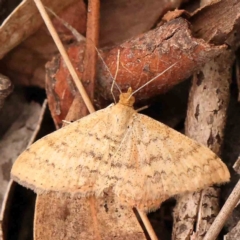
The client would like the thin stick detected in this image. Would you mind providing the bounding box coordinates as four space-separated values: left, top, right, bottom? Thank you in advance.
33 0 95 114
204 180 240 240
137 209 158 240
82 0 100 102
84 2 102 239
110 50 121 103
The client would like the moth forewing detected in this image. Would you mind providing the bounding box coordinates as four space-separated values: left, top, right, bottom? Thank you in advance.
11 88 230 211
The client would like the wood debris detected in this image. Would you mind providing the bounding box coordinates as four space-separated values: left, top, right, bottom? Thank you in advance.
0 0 240 239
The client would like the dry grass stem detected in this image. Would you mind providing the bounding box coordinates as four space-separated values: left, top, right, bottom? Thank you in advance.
137 209 158 240
33 0 95 113
204 180 240 240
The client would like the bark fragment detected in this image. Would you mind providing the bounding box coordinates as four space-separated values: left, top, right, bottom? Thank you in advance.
46 18 225 128
172 1 240 238
97 18 225 101
225 220 240 240
190 0 240 47
172 50 233 239
45 44 85 128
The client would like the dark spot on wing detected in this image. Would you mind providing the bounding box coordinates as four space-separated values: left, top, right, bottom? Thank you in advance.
104 203 109 212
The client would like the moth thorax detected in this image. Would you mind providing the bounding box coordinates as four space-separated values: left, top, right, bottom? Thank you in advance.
119 87 135 107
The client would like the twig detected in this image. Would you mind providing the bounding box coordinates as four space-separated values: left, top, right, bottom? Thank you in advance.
82 0 101 239
33 0 95 113
82 0 100 101
204 180 240 240
137 209 158 240
172 50 232 239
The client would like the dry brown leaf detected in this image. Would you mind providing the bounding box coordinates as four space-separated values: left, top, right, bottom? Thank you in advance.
0 0 78 59
190 0 240 47
0 0 86 88
35 192 146 240
99 0 182 47
0 95 47 239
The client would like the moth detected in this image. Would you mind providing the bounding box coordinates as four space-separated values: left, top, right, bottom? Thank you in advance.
11 87 230 211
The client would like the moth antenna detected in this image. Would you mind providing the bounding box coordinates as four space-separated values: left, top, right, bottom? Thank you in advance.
110 50 121 103
136 105 149 112
129 62 178 99
95 47 122 95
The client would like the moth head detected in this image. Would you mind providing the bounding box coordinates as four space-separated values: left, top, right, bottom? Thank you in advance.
119 87 135 107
